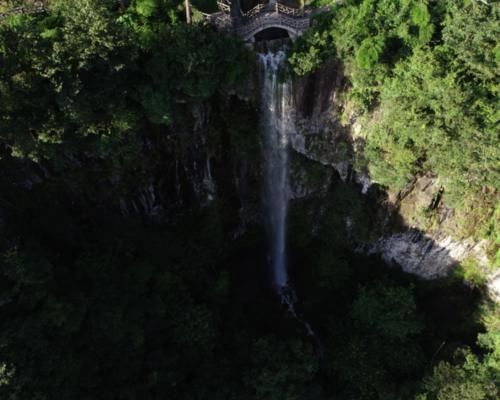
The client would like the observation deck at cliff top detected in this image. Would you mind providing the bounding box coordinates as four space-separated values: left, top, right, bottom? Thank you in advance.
207 0 328 42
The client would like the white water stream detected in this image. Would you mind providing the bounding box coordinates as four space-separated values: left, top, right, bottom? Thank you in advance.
259 51 314 336
259 50 316 339
259 51 292 290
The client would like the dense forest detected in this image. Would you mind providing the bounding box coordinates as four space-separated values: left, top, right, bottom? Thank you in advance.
291 0 499 243
0 0 498 399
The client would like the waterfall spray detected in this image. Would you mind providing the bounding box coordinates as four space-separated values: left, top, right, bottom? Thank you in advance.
259 50 292 291
259 50 317 340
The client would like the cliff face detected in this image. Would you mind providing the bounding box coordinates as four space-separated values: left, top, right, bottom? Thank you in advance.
112 93 262 229
113 56 498 298
290 61 372 195
287 60 498 298
9 54 496 299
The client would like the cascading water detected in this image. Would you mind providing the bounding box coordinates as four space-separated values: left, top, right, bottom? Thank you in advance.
259 50 316 338
259 50 292 292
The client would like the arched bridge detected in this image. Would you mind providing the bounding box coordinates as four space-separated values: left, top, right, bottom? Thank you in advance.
208 1 324 42
237 3 311 41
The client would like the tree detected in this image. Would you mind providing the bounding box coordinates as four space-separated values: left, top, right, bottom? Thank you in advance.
355 36 384 69
418 344 499 399
245 337 318 400
333 282 425 399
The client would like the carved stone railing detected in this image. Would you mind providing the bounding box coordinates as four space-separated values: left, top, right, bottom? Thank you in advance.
242 3 306 19
277 3 305 17
241 3 266 18
216 0 231 13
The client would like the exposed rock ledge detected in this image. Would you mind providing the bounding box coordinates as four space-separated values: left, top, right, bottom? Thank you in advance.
365 230 489 279
488 271 500 303
364 230 499 302
290 60 500 301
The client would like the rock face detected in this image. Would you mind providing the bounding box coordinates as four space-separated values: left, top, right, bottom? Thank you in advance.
366 230 500 302
117 96 262 226
89 55 497 300
288 61 374 197
290 62 354 182
10 53 496 299
366 175 497 299
286 60 497 297
488 271 500 302
365 230 490 279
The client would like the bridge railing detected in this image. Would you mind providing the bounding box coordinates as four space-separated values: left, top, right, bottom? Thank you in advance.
216 0 231 13
241 3 266 18
236 11 310 39
277 3 306 17
241 2 308 19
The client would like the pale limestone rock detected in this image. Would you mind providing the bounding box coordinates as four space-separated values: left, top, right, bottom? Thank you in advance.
367 230 492 282
487 271 500 302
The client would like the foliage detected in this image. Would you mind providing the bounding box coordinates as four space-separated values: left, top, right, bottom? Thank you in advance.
418 339 500 399
416 280 500 399
351 283 423 340
0 0 498 399
419 357 496 399
290 0 437 91
247 337 318 400
332 282 425 399
355 36 384 69
290 0 499 241
0 0 251 162
453 258 488 287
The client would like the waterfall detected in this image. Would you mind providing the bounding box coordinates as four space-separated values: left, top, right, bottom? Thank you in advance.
259 50 293 291
259 49 318 341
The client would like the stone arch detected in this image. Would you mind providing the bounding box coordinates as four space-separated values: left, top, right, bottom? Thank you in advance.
245 24 300 42
254 26 292 41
